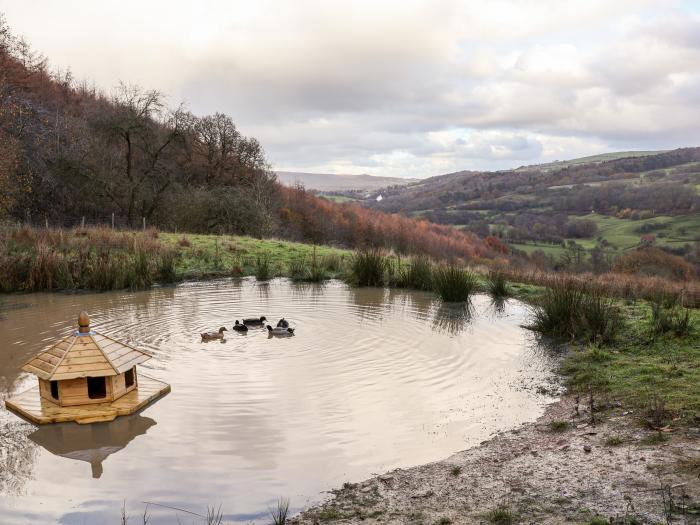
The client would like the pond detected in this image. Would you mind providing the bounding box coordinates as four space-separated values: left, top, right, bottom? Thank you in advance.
0 279 558 524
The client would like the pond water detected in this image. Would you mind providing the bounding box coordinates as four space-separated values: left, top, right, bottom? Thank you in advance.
0 279 558 524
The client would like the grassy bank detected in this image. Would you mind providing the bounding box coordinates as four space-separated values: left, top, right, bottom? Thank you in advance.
3 224 698 308
0 226 351 292
560 301 700 427
522 277 700 427
159 233 349 281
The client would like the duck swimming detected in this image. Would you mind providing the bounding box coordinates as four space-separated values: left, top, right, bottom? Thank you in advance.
276 318 289 328
201 327 227 341
267 325 294 336
243 316 267 326
232 320 249 332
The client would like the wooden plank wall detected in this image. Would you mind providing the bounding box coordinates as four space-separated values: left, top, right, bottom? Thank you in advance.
59 376 114 406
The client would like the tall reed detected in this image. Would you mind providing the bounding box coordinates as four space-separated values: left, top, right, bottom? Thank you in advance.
287 247 328 282
347 248 388 287
528 279 622 342
486 269 510 299
395 255 433 291
254 254 273 281
432 264 477 302
650 295 692 336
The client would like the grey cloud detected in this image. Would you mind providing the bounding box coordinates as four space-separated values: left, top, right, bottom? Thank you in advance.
2 0 698 176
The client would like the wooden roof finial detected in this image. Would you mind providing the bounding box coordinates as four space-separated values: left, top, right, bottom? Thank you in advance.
78 311 90 333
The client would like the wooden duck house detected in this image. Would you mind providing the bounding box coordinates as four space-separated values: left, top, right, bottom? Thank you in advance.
5 312 170 425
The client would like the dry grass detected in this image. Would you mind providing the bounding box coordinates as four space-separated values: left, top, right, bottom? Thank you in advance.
0 225 178 292
504 267 700 307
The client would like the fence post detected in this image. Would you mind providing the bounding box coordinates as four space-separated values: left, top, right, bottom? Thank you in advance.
142 217 146 231
112 213 115 229
81 216 85 229
45 217 48 229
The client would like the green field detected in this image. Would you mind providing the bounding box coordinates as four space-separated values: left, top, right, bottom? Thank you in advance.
509 213 700 259
160 233 350 277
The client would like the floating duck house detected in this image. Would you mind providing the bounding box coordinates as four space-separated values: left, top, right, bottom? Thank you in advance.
5 312 170 425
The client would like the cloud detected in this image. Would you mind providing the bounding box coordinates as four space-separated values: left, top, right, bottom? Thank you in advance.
1 0 698 177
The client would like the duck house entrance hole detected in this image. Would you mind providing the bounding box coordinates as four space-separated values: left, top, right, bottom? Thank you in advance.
87 377 106 399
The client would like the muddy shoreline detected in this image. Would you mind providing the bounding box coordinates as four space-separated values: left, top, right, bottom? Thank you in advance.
294 396 700 524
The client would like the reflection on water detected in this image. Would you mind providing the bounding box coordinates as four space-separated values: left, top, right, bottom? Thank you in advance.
0 279 557 524
432 302 474 335
29 414 156 478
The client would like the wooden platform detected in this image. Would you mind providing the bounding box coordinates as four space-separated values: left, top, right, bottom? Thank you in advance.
4 374 170 425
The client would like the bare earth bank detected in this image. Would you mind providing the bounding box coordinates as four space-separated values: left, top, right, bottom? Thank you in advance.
293 396 700 524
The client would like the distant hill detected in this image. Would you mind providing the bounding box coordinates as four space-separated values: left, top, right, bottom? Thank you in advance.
276 171 417 191
516 150 668 171
364 148 700 270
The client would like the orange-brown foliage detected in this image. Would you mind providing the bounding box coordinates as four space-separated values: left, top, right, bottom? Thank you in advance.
277 186 505 262
613 247 696 282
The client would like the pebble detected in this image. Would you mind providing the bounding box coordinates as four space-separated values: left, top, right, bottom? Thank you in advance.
583 445 592 453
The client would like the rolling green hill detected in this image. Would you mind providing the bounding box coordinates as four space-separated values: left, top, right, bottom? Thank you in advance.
362 148 700 268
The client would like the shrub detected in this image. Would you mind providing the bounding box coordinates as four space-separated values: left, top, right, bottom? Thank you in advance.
177 235 191 247
432 264 477 302
613 247 696 281
348 248 388 287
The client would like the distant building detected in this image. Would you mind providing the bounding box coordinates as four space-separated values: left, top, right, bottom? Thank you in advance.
376 194 384 202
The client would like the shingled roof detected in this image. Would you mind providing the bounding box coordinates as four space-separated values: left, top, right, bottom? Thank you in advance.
22 313 152 381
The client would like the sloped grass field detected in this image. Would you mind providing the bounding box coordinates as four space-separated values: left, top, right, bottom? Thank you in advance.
511 213 700 259
160 233 350 279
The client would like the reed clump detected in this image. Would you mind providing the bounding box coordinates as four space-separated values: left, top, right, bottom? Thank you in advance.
347 248 388 287
253 253 273 281
528 279 622 343
486 269 510 298
288 247 328 282
650 295 692 336
395 255 433 291
432 264 477 302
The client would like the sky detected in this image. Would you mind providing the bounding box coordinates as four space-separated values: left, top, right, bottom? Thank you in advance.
1 0 700 178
